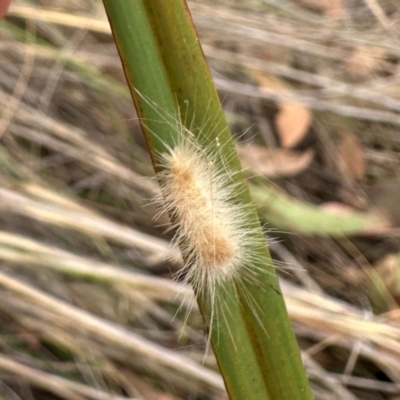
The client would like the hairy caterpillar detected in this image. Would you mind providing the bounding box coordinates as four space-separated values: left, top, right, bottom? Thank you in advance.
157 136 254 294
139 93 278 346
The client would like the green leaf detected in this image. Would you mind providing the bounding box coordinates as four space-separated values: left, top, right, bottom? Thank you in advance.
252 180 385 236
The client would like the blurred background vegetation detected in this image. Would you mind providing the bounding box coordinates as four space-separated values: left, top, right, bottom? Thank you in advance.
1 0 400 399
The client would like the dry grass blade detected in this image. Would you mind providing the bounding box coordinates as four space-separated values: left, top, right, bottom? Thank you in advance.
0 272 225 394
0 230 187 301
0 355 134 400
0 186 177 265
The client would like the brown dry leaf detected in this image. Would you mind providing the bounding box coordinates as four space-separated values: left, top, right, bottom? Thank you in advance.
338 132 366 181
250 70 312 148
369 178 400 227
346 46 387 76
292 0 344 18
251 69 287 93
374 254 400 297
275 102 312 148
237 143 314 178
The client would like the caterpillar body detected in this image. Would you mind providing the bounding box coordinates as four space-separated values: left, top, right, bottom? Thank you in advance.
139 92 276 345
155 131 266 314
